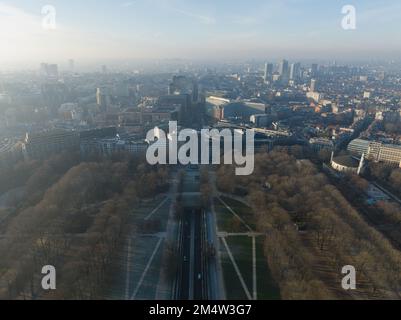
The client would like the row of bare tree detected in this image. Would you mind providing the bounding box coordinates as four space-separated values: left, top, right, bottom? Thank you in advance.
0 154 169 299
216 151 401 299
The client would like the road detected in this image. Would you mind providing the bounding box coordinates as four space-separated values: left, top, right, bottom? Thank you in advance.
175 167 208 300
177 208 206 299
177 208 207 300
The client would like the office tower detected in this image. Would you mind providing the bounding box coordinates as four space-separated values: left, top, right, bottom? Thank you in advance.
263 63 268 81
96 88 102 105
311 63 318 77
168 75 197 100
278 59 289 84
192 80 199 102
263 63 273 81
96 87 110 110
289 62 301 81
39 63 58 79
310 79 317 92
278 59 289 76
289 63 295 80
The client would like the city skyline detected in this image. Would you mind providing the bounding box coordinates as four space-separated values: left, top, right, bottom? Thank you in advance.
1 0 401 69
2 3 401 301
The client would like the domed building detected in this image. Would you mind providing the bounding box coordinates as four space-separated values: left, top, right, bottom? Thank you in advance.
330 153 365 175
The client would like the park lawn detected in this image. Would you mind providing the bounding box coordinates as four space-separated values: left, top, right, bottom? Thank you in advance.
221 235 281 300
134 238 164 300
147 198 171 230
220 238 248 300
127 236 162 299
106 235 161 299
129 196 170 230
220 196 256 230
213 198 248 233
226 236 253 293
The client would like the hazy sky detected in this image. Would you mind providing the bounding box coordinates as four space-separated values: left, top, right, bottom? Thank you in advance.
1 0 401 68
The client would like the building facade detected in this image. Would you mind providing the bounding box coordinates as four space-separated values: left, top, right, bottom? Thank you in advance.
22 129 79 159
347 138 401 167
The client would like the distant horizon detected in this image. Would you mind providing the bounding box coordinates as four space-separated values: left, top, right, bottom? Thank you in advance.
1 0 401 70
2 56 401 73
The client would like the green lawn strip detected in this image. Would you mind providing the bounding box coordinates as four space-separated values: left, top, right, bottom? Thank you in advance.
131 202 155 220
213 198 248 233
129 197 170 227
220 196 256 230
106 236 158 299
128 236 160 297
158 199 171 230
134 239 164 300
148 199 171 230
226 236 253 294
220 238 248 300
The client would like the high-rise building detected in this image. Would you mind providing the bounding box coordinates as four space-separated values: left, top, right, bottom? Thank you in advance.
263 63 273 82
192 80 199 102
39 63 59 79
310 79 317 92
278 59 289 76
278 59 289 84
167 75 199 103
289 62 301 81
96 87 110 110
311 64 319 77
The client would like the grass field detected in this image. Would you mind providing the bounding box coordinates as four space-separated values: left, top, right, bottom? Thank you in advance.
220 238 248 300
214 197 249 233
220 196 256 230
220 235 280 300
226 236 253 292
130 196 171 230
214 194 280 300
132 237 164 300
